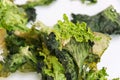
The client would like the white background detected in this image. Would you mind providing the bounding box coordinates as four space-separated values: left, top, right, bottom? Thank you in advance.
1 0 120 80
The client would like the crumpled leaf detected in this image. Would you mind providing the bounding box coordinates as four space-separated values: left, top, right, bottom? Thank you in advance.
85 67 108 80
0 0 28 31
84 32 111 70
72 6 120 34
93 32 111 57
54 14 95 47
39 51 66 80
64 38 93 79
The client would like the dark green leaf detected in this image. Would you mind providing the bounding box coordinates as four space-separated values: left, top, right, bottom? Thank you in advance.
72 6 120 34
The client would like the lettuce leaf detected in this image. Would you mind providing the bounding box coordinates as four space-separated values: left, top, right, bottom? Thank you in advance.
72 6 120 34
0 0 28 31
